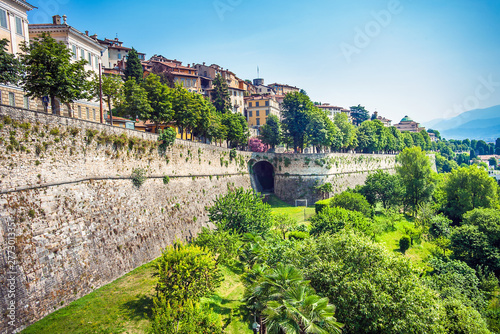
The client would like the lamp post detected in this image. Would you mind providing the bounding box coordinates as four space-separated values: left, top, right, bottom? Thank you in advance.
99 52 104 124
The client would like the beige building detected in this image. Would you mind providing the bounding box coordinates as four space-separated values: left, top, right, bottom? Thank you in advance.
27 15 107 119
194 63 248 114
268 83 300 96
144 55 201 93
372 111 392 127
316 103 351 121
394 115 425 133
0 0 33 54
98 37 146 75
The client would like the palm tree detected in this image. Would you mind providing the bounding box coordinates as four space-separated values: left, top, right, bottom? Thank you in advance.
264 284 343 334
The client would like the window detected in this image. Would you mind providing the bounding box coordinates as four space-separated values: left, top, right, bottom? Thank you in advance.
88 53 92 66
93 109 96 120
256 110 260 117
86 107 89 119
81 49 85 59
8 92 15 106
72 45 77 59
266 109 270 116
23 96 29 109
78 106 81 118
117 53 121 59
248 102 252 107
0 9 7 29
15 17 23 35
256 118 260 126
95 56 98 67
249 110 253 117
265 101 269 106
181 78 185 86
256 102 259 107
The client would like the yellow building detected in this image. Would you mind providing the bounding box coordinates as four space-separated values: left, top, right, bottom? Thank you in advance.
245 95 280 128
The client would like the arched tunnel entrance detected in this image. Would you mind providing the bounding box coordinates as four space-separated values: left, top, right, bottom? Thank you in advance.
251 161 275 193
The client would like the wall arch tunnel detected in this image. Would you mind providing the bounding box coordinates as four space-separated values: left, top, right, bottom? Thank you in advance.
250 160 275 194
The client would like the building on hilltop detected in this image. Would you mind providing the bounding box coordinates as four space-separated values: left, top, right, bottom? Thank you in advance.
194 63 247 114
316 103 351 122
27 15 107 119
0 0 36 110
252 78 276 96
143 55 201 93
372 111 392 127
97 37 146 76
394 115 425 133
268 83 300 96
245 95 280 132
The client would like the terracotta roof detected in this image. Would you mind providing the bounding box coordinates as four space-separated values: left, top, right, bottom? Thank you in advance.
106 115 134 122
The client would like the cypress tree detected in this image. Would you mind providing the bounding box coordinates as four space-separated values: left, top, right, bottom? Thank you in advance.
124 48 144 83
211 73 232 113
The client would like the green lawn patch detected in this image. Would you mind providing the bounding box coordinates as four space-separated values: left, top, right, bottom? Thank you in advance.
22 261 158 334
267 195 315 223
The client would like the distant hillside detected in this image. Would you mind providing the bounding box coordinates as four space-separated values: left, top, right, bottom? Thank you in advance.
423 105 500 141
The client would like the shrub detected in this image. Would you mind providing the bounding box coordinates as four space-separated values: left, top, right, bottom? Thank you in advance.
193 227 242 265
155 241 222 303
131 168 147 188
162 175 170 184
315 199 331 214
399 235 411 254
310 207 369 236
150 298 223 334
429 215 452 239
208 188 272 235
158 127 176 150
288 230 309 240
49 128 60 136
330 191 373 217
229 148 237 160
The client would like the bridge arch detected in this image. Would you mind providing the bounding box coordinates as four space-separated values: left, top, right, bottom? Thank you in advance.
249 160 275 194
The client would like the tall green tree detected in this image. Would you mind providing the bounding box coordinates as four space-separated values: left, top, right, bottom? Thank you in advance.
0 38 22 85
123 48 144 83
356 120 378 153
20 32 91 115
211 73 232 113
396 147 435 214
306 108 329 153
222 112 249 148
92 73 123 124
172 84 199 140
282 92 315 152
142 74 173 131
350 104 369 126
442 166 499 222
259 114 282 150
334 112 356 151
115 78 152 119
361 170 404 208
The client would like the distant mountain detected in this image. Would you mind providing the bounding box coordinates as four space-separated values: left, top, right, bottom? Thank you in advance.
423 105 500 141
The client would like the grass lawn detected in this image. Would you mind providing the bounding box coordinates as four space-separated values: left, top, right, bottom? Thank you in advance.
267 195 315 223
22 261 251 334
373 210 435 271
22 261 158 334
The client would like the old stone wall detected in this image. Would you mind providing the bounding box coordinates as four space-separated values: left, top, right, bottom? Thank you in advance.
0 107 404 332
248 152 398 204
0 107 252 333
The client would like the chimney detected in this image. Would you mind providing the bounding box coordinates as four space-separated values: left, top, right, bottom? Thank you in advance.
62 15 67 25
203 62 205 65
52 15 61 25
85 31 89 36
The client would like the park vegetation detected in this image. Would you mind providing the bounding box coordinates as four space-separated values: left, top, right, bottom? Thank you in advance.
147 146 500 333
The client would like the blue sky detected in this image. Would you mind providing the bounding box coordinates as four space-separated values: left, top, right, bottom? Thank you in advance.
28 0 500 123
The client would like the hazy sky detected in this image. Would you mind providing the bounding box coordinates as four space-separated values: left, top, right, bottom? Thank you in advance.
28 0 500 123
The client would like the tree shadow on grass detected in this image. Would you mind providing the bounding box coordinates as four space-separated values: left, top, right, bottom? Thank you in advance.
121 294 154 321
